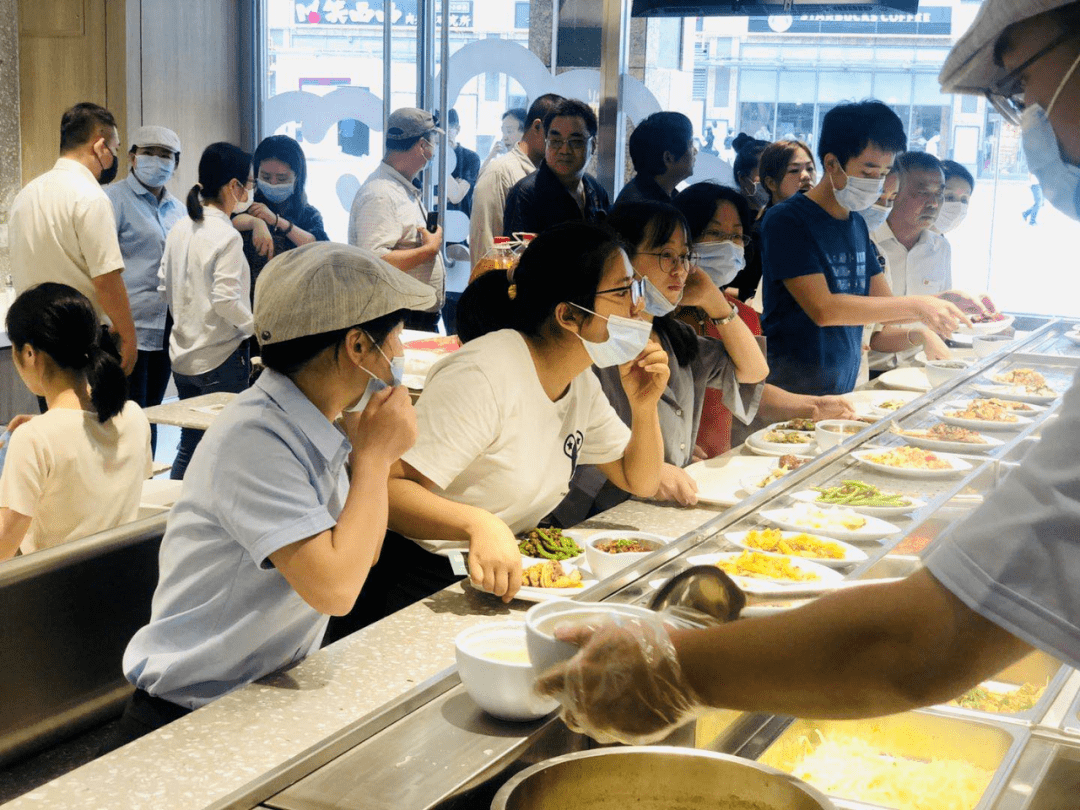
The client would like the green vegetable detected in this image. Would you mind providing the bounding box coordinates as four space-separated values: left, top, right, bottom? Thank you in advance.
812 480 912 508
517 527 584 560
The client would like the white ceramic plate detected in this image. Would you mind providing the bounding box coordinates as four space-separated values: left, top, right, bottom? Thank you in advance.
856 391 921 418
685 551 843 594
852 447 976 477
914 348 976 366
746 427 819 458
724 530 868 568
878 367 931 393
972 382 1059 405
956 314 1014 336
894 428 1004 454
515 562 597 602
934 407 1034 432
788 488 926 517
759 506 901 541
684 455 785 508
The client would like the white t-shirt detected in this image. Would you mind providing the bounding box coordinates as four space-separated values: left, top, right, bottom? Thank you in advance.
0 402 153 555
403 329 632 554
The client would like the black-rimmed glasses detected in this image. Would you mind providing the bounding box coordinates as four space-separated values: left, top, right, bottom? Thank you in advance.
595 278 645 305
986 29 1075 125
639 249 698 275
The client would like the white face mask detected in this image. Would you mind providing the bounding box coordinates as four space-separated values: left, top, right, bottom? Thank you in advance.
1020 51 1080 223
642 275 678 317
347 339 405 412
693 241 745 288
860 203 891 233
570 304 652 368
831 168 885 212
935 201 968 234
750 181 770 208
233 185 253 214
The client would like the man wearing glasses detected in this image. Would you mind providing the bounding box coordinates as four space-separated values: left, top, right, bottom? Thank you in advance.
502 99 610 237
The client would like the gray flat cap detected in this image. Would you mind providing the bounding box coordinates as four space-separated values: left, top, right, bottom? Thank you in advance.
386 107 444 142
130 125 181 154
254 242 437 345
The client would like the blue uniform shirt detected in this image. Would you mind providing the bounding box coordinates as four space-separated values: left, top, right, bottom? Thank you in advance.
123 369 351 709
760 193 882 396
106 174 185 351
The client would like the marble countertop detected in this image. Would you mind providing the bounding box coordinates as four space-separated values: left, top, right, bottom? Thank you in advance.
3 497 729 810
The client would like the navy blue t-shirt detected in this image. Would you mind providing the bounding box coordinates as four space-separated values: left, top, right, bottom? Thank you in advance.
760 193 882 396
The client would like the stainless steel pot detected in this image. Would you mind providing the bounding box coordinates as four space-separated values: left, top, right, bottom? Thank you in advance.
491 746 836 810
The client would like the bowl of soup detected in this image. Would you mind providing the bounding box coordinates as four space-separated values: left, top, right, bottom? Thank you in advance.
924 359 971 388
524 601 660 676
814 419 867 450
455 621 559 721
584 531 670 580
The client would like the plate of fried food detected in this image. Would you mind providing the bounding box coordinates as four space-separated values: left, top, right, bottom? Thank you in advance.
747 425 819 457
892 422 1004 454
760 502 901 541
789 480 926 517
686 550 843 594
517 527 585 568
515 560 597 602
725 528 868 568
972 368 1060 404
852 445 975 478
935 399 1036 431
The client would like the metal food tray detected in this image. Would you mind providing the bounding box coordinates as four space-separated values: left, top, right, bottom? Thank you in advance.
926 650 1070 727
1056 679 1080 738
751 711 1027 810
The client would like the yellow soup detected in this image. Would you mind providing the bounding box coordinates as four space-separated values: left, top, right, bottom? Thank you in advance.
479 646 531 664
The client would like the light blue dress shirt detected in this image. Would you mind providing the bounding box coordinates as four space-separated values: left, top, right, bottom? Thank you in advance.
123 369 351 709
106 173 184 351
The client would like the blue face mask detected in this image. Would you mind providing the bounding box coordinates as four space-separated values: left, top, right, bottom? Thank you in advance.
1021 52 1080 223
133 155 174 189
571 304 652 368
642 275 678 316
257 177 296 204
347 339 404 412
860 203 891 233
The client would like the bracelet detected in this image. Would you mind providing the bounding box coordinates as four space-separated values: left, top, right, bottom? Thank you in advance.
279 219 293 235
273 213 279 229
710 305 739 327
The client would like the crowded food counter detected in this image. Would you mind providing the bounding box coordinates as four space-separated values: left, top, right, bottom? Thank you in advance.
8 315 1080 810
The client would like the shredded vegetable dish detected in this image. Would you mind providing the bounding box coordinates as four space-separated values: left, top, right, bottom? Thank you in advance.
865 446 954 470
783 731 994 810
993 368 1054 395
762 430 812 444
946 401 1019 422
970 397 1034 412
742 529 846 559
715 551 820 582
813 480 912 508
517 527 583 560
776 418 816 431
949 682 1046 714
902 423 987 444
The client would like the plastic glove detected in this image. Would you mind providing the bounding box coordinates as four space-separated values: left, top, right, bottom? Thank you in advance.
534 614 703 745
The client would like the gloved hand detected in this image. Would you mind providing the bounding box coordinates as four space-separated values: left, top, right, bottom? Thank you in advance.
534 613 704 745
936 289 989 317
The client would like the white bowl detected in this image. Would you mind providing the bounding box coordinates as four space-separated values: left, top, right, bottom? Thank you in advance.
454 621 559 721
813 419 866 450
924 359 971 388
972 334 1014 358
583 531 670 581
524 601 658 676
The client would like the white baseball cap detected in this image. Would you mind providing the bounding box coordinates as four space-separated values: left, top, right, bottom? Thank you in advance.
939 0 1075 95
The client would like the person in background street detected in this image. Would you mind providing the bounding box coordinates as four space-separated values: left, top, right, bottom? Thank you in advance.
231 134 328 297
160 143 255 480
614 112 697 206
1022 171 1043 224
535 0 1080 749
479 107 526 175
502 99 611 237
349 107 445 332
106 125 184 453
10 102 137 375
469 94 563 269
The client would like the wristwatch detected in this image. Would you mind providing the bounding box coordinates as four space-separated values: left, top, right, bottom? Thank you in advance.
710 305 739 327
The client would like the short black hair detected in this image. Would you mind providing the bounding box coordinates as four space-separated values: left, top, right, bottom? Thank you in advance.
543 99 598 138
260 310 407 376
503 108 527 129
894 151 944 185
941 159 975 192
731 133 770 185
59 102 117 153
817 100 907 168
525 94 564 130
628 112 694 176
447 108 460 128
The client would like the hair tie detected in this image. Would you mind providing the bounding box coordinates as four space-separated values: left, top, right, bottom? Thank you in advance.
196 182 204 190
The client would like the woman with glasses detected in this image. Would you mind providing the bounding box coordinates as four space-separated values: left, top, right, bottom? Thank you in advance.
160 142 255 480
672 183 855 456
559 201 767 511
350 223 667 620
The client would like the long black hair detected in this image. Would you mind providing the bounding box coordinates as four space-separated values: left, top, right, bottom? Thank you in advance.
456 222 625 344
252 134 308 219
6 283 127 422
187 142 252 222
607 201 699 367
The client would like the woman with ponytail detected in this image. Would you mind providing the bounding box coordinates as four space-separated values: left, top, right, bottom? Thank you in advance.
345 223 668 627
160 142 254 480
0 283 152 560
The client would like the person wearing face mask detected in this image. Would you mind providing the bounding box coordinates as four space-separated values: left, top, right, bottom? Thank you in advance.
759 100 967 396
231 135 328 298
105 126 184 449
159 143 256 480
350 107 446 332
672 183 856 456
111 243 430 747
731 133 771 218
527 0 1080 751
344 224 666 624
614 112 697 206
937 161 975 234
10 102 138 376
554 202 766 515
